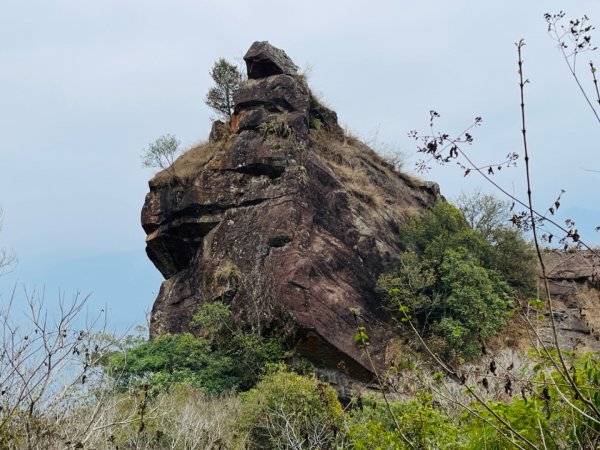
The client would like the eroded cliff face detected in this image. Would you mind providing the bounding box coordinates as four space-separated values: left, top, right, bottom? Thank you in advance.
141 41 439 380
538 250 600 351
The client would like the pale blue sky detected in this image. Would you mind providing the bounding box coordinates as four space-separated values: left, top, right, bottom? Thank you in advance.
1 1 599 332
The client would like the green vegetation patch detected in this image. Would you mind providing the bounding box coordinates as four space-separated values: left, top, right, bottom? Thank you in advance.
105 301 284 394
378 198 535 360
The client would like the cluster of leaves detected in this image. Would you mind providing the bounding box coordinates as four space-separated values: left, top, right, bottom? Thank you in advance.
239 368 345 449
204 58 243 123
349 393 462 449
140 133 181 172
379 198 535 359
237 357 600 449
456 192 537 296
104 301 283 394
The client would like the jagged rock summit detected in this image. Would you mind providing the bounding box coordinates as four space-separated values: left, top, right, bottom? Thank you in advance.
244 41 299 79
141 41 439 381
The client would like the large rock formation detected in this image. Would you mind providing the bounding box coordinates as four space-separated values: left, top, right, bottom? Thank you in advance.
141 41 439 381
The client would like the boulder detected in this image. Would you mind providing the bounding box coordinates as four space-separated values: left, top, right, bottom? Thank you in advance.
309 100 344 136
244 41 299 79
233 74 310 115
209 120 229 142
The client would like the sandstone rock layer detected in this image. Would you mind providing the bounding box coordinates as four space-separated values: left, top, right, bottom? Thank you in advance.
141 42 438 380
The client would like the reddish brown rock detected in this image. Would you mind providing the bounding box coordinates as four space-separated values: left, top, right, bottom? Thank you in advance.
141 42 439 381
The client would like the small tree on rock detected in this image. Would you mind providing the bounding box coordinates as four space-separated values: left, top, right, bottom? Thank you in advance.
141 133 181 174
205 58 243 123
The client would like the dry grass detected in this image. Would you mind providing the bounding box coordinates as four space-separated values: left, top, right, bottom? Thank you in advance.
310 130 427 224
387 204 422 226
214 260 242 283
574 284 600 340
329 161 385 208
151 139 228 186
213 260 243 297
311 130 423 188
55 384 244 450
488 311 532 353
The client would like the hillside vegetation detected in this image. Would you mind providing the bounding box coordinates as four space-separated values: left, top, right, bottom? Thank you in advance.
4 24 600 448
3 186 599 449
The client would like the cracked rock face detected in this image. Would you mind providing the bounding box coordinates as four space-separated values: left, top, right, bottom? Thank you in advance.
537 250 600 351
141 41 438 380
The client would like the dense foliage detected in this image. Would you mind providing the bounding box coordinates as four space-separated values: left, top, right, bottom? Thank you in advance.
205 58 243 122
4 355 600 448
378 199 534 359
465 351 600 449
105 301 283 394
456 191 536 296
240 369 344 449
349 393 463 449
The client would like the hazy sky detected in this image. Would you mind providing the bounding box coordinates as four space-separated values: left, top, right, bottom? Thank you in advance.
1 1 599 331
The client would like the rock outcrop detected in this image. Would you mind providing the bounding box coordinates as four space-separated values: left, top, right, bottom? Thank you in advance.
141 41 439 381
537 250 600 351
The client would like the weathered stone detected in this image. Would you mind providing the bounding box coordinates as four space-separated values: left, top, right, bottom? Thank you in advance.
285 111 309 141
543 250 600 283
234 74 310 116
534 250 600 353
244 41 299 79
235 107 269 133
141 42 440 381
230 113 240 134
236 108 308 140
209 120 229 142
309 100 344 136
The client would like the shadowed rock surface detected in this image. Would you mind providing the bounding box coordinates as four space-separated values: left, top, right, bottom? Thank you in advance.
141 41 439 381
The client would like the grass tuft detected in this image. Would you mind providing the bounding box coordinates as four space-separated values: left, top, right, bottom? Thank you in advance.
151 139 228 186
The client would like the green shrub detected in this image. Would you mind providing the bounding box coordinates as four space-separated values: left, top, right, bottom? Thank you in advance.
349 393 463 449
456 191 536 296
205 58 243 122
435 249 512 357
239 369 344 449
105 301 284 394
105 332 239 394
190 299 235 346
191 300 284 391
464 352 600 449
404 199 489 263
484 227 536 296
379 200 515 359
141 133 181 172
